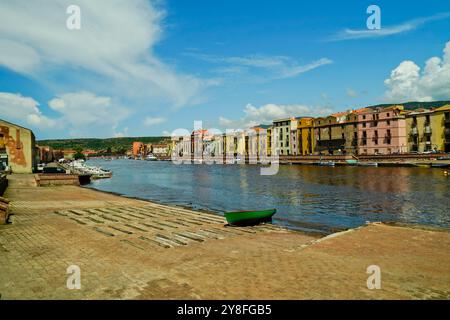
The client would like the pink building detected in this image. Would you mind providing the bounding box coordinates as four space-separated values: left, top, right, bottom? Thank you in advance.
357 106 407 155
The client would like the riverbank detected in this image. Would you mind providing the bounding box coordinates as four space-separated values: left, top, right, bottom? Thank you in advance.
0 174 449 299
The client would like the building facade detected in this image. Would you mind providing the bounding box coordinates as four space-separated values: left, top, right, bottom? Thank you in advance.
313 115 346 155
0 119 37 173
357 106 407 155
272 118 291 155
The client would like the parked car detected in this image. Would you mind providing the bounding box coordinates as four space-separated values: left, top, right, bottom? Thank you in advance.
43 167 66 174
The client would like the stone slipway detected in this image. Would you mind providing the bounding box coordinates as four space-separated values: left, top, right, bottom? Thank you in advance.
0 174 449 299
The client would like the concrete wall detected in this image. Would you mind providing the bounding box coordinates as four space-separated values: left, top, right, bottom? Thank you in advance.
0 120 37 173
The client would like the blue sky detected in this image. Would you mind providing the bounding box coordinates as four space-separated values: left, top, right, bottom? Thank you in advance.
0 0 450 139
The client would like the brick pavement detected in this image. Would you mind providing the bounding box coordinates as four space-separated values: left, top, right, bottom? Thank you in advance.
0 174 449 299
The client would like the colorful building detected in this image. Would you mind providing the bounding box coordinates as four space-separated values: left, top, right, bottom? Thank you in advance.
272 118 291 155
313 114 347 155
406 109 437 152
291 117 314 155
357 106 407 155
409 104 450 153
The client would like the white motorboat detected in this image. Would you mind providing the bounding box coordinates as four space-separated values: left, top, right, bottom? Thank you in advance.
145 154 158 161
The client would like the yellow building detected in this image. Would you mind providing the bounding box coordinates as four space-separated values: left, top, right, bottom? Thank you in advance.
434 105 450 152
405 105 450 152
0 119 37 173
297 117 315 155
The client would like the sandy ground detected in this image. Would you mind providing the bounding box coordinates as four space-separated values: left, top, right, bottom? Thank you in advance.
0 174 449 299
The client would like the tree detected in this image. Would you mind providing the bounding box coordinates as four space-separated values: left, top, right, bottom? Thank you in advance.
73 147 85 160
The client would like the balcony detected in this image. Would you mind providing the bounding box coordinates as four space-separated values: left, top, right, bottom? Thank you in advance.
351 138 358 146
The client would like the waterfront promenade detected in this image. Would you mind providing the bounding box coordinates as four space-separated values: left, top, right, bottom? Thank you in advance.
0 174 449 299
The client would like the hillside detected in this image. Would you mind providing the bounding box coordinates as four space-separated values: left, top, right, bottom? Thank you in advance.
37 136 169 152
368 100 450 110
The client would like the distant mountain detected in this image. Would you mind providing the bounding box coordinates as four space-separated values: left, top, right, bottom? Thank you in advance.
37 136 168 152
367 101 450 110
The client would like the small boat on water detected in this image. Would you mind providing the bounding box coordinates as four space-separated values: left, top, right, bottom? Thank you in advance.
357 162 378 167
413 163 431 168
431 163 450 168
145 154 158 161
317 161 335 166
345 159 358 165
225 209 276 226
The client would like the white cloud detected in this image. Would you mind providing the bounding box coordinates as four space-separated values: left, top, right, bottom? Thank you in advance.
0 91 129 137
0 0 212 107
384 41 450 102
143 117 166 126
219 103 333 129
0 92 56 128
328 12 450 41
113 127 129 138
186 52 332 80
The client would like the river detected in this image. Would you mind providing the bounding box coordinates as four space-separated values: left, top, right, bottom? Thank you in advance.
86 159 450 234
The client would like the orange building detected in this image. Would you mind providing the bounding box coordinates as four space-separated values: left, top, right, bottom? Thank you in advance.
132 142 144 157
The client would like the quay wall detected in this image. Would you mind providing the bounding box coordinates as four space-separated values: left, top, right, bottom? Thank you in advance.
36 174 80 186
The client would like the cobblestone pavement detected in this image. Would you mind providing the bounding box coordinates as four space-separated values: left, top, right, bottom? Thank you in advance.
0 174 449 299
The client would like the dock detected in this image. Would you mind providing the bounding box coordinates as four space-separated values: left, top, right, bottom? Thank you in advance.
0 174 449 299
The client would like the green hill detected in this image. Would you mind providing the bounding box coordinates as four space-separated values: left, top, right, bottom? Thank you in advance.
368 100 450 110
37 136 169 153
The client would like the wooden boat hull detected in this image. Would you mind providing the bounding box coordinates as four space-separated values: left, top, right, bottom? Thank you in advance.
225 209 276 226
431 163 450 168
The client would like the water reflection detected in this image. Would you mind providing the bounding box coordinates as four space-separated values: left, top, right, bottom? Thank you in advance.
87 159 450 234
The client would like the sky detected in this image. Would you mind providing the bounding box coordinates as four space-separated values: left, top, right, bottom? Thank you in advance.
0 0 450 139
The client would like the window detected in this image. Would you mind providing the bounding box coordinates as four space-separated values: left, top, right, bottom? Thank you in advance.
387 120 390 126
363 115 366 120
374 149 379 154
363 123 366 128
387 113 390 117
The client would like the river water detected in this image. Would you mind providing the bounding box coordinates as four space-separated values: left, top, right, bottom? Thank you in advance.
86 159 450 234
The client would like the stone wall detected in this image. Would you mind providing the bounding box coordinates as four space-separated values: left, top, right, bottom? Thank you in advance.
36 174 80 186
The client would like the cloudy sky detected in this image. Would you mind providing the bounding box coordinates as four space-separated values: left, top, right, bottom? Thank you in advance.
0 0 450 139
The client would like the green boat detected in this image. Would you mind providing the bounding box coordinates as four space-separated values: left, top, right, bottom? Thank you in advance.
224 209 276 226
